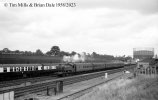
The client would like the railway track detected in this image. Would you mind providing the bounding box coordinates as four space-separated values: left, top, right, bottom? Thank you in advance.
0 65 135 98
0 75 58 89
57 71 134 100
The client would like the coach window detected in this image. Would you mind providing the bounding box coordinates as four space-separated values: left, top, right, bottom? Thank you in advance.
24 67 26 71
34 66 36 70
16 67 20 72
30 67 32 71
30 66 32 71
0 68 3 73
4 68 7 72
44 66 47 70
28 67 31 71
21 67 24 71
13 67 15 72
48 66 50 69
31 66 33 70
19 67 22 71
7 67 10 72
35 66 38 70
10 67 13 72
24 67 28 71
32 66 35 70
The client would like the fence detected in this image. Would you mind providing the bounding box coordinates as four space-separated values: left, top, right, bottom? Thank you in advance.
134 66 157 76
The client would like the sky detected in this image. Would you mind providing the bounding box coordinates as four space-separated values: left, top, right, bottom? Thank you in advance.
0 0 158 56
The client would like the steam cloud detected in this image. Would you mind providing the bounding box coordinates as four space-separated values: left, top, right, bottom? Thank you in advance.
63 53 86 62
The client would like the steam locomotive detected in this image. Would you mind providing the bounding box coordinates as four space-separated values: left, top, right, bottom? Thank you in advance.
0 62 132 81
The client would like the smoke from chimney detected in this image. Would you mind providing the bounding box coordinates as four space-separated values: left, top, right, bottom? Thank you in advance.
63 53 86 62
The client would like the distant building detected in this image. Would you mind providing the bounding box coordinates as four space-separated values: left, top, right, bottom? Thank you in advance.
137 62 149 69
137 58 158 68
133 48 154 60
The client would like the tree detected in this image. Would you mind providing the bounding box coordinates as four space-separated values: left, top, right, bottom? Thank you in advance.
92 52 98 57
59 51 70 57
15 50 20 53
70 51 77 56
24 51 33 56
46 51 51 56
3 48 10 52
50 46 60 56
35 49 43 56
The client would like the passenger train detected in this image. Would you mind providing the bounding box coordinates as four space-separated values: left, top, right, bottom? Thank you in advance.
56 62 126 76
0 63 58 81
0 62 134 81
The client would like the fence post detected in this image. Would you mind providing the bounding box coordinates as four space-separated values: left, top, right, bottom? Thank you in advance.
54 87 57 95
137 68 139 75
47 86 49 96
150 67 152 75
154 66 156 76
105 73 108 78
156 66 157 75
56 81 63 94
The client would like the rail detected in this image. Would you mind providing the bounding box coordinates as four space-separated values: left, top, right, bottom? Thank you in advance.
0 65 135 98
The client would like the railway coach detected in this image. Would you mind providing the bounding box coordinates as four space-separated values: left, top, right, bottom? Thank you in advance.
0 63 58 81
55 62 125 76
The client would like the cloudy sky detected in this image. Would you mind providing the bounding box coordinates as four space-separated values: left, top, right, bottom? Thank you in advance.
0 0 158 56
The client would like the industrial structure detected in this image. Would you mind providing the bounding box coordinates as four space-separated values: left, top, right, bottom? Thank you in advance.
133 48 154 60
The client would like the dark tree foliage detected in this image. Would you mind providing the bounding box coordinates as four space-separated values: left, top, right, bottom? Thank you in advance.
3 48 10 52
24 51 33 56
35 49 43 56
92 52 98 57
59 51 70 57
46 51 51 56
0 47 128 63
50 46 60 56
70 51 77 56
15 50 20 53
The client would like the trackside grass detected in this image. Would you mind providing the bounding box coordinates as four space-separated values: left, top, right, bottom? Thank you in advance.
74 75 158 100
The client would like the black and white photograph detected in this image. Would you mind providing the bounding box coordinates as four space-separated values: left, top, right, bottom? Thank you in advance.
0 0 158 100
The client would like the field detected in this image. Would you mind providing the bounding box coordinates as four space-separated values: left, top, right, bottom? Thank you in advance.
74 75 158 100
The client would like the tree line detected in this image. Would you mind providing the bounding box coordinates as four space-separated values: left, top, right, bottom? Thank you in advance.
0 46 60 56
0 46 132 61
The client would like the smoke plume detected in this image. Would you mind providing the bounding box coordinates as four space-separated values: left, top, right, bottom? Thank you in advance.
63 53 86 62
